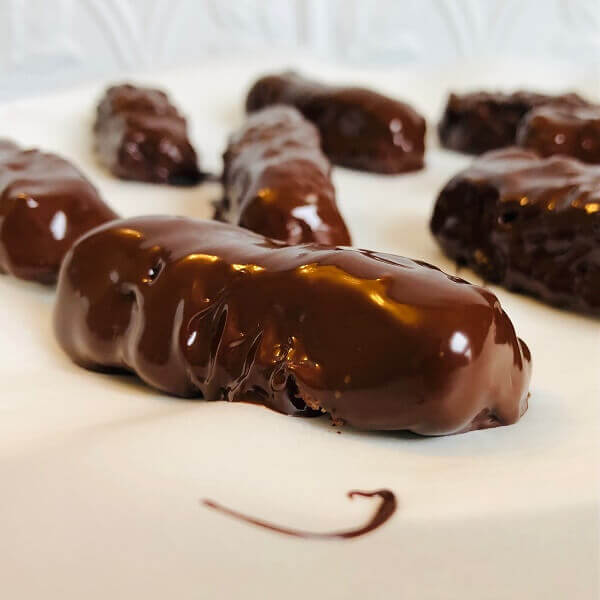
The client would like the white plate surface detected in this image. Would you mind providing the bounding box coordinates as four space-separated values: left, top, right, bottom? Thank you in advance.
0 57 599 599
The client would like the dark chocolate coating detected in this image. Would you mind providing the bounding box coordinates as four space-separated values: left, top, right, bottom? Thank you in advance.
431 147 600 314
246 72 426 174
517 104 600 164
216 106 351 245
54 216 531 435
0 139 117 284
94 84 200 184
438 91 588 155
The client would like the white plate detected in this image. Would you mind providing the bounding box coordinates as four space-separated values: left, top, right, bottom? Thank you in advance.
0 57 599 599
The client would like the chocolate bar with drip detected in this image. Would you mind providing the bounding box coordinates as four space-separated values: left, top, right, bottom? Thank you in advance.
94 84 200 184
246 72 426 174
517 103 600 164
431 147 600 314
438 91 588 154
216 105 351 245
54 216 531 435
0 139 117 284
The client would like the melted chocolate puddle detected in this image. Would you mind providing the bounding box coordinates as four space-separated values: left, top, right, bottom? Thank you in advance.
201 489 397 539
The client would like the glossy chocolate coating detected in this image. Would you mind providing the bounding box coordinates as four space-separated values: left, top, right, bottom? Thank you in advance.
246 72 426 174
54 216 531 435
216 106 351 245
517 104 600 164
438 91 588 154
0 139 117 284
94 84 200 184
431 147 600 314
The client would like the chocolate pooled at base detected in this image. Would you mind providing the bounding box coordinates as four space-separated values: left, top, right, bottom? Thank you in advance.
246 72 426 174
517 103 600 164
94 84 201 184
431 147 600 315
215 105 351 245
54 216 531 436
0 139 117 284
438 91 589 155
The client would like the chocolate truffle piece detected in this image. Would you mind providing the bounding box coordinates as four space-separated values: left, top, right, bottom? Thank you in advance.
94 84 200 184
438 91 588 155
431 147 600 314
517 104 600 164
0 139 117 284
54 216 531 435
216 106 351 245
246 72 426 174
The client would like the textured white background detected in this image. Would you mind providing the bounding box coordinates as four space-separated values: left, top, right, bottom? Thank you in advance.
0 0 599 100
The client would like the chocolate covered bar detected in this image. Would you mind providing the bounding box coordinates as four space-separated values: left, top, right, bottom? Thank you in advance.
216 105 351 245
0 139 117 284
94 84 200 184
431 147 600 314
438 91 588 154
246 72 426 174
517 103 600 164
54 216 531 435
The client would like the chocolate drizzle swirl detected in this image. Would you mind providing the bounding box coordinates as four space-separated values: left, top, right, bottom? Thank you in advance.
202 489 397 539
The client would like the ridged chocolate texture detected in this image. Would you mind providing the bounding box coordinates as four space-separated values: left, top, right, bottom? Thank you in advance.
94 84 200 184
246 72 426 174
431 148 600 314
216 106 351 245
54 216 531 436
0 139 117 284
517 104 600 164
438 91 588 155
